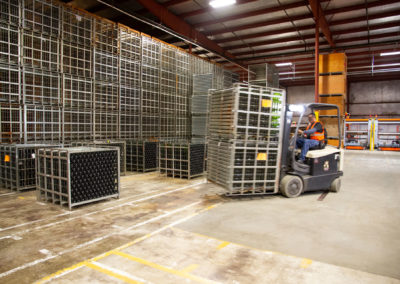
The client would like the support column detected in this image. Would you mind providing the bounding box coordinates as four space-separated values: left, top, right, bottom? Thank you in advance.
314 5 319 103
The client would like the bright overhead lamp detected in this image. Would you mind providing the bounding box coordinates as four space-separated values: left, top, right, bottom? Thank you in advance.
380 51 400 56
275 62 292 67
210 0 236 8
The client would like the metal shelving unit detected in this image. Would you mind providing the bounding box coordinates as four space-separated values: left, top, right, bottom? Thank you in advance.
376 119 400 151
344 119 369 150
36 147 120 209
126 140 158 172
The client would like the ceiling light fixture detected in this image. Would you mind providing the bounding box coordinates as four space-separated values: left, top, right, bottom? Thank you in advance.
210 0 236 8
380 51 400 56
275 62 292 67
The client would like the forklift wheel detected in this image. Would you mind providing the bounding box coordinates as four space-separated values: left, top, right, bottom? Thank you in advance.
280 175 303 198
330 178 341 193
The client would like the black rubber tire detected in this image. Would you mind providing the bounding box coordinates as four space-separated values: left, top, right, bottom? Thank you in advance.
280 175 303 198
330 178 341 193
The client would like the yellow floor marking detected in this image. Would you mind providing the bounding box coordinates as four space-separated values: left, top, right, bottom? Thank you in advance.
36 203 220 283
18 196 25 200
216 241 230 250
180 264 199 274
85 261 142 284
300 258 313 268
34 262 86 284
113 251 218 284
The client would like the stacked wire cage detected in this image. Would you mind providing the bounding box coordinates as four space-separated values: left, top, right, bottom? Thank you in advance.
207 83 286 195
126 140 158 172
159 142 206 179
71 140 126 175
36 147 120 209
0 143 60 191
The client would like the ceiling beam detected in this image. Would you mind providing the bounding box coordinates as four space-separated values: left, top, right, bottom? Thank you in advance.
134 0 238 64
308 0 334 47
163 0 190 8
180 0 258 19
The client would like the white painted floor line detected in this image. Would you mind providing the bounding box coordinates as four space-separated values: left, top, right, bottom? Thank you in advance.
90 261 153 284
0 192 18 197
0 181 205 233
0 201 203 279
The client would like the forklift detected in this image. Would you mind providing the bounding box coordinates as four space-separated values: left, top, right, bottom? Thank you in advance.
279 103 344 198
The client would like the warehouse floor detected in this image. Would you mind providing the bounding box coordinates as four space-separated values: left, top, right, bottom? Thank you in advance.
0 151 399 284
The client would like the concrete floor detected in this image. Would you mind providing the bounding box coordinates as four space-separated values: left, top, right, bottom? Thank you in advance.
0 150 399 283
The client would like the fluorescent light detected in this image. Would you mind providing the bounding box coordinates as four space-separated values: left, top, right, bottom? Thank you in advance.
210 0 236 8
380 51 400 56
289 104 305 113
275 62 292 67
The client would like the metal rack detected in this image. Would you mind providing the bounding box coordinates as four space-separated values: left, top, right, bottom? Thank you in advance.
0 143 59 191
0 104 23 143
25 104 62 142
61 40 92 78
208 83 284 142
0 23 19 65
63 108 93 142
126 140 158 172
94 110 119 140
36 147 120 209
344 119 369 150
71 140 126 175
159 142 205 179
22 0 61 36
0 63 20 103
23 67 60 105
61 6 93 47
376 119 400 151
207 140 280 196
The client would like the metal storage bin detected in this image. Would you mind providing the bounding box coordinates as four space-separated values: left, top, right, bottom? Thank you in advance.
61 41 92 78
207 140 280 196
0 23 19 65
23 67 60 105
0 143 59 191
22 0 61 37
25 104 61 142
126 140 158 172
159 142 205 179
62 108 93 142
0 63 20 103
36 147 120 209
71 140 126 175
0 104 23 143
208 83 285 141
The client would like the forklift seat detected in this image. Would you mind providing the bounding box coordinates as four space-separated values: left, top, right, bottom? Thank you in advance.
306 145 340 159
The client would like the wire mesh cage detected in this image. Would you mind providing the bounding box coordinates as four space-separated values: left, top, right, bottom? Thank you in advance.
25 104 62 142
94 49 118 82
208 83 285 142
36 147 120 209
159 142 205 179
71 140 126 175
94 81 119 111
61 6 93 47
61 40 92 78
0 23 19 65
63 74 92 109
23 67 60 105
176 50 190 139
94 110 118 140
0 103 23 143
119 25 141 62
93 18 118 54
207 140 280 196
0 143 60 191
0 63 20 103
63 108 93 142
22 29 59 71
120 111 140 139
126 140 158 172
22 0 61 37
0 0 20 26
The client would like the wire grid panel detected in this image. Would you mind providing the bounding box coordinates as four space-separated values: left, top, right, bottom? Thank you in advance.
61 40 92 78
94 110 118 140
25 104 61 142
141 64 160 138
120 58 140 90
22 29 59 71
61 6 93 46
119 26 141 62
0 64 20 103
141 35 160 67
94 49 118 82
94 81 119 111
126 140 158 172
159 142 205 179
120 111 139 139
0 104 23 143
192 116 207 137
207 140 280 195
0 23 19 65
23 67 60 105
22 0 61 36
208 83 285 142
0 0 20 26
213 65 224 89
93 18 118 54
63 74 92 109
63 108 93 142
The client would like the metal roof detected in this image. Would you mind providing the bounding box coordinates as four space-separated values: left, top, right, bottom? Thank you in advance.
63 0 400 85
